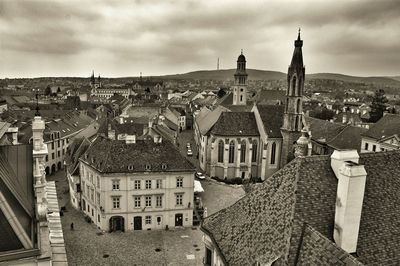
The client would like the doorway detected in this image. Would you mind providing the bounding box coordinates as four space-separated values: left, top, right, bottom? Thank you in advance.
175 213 183 227
134 216 142 230
109 216 124 232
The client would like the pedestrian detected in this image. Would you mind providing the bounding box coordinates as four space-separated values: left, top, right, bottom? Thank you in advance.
70 222 74 230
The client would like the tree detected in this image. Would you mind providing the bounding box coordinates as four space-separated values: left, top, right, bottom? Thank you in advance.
310 107 335 121
45 85 51 96
217 88 226 98
369 89 388 123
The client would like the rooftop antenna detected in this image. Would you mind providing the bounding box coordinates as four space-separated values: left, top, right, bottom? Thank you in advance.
217 57 219 70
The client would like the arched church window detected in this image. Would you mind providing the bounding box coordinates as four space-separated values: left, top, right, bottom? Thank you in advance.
252 140 257 162
270 142 276 165
229 140 235 163
296 99 301 113
240 140 246 163
218 140 224 163
292 76 297 96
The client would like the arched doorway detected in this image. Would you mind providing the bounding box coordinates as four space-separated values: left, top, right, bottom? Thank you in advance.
45 167 49 175
51 164 56 174
109 216 124 232
57 161 62 171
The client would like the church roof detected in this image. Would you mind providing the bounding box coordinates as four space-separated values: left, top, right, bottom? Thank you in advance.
304 116 346 144
196 106 224 135
202 150 400 265
210 112 259 136
256 105 285 138
362 113 400 140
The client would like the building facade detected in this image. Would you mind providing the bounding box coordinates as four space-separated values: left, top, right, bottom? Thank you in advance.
79 136 195 232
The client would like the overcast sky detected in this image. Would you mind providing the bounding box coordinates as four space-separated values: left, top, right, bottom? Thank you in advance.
1 0 399 78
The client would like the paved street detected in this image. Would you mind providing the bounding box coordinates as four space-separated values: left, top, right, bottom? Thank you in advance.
47 159 244 265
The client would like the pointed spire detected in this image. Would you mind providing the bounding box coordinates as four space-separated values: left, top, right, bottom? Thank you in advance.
241 49 243 55
297 28 301 40
295 28 303 48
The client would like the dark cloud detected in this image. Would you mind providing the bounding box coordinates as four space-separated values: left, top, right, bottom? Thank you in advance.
0 0 399 77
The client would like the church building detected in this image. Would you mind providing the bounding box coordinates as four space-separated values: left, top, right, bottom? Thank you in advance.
194 32 306 180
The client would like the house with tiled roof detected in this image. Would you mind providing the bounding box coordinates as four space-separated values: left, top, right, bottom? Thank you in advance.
0 115 67 265
195 33 307 180
361 113 400 152
201 149 400 265
304 116 367 155
78 133 195 232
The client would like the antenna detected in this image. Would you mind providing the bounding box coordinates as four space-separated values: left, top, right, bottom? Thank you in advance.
217 58 219 70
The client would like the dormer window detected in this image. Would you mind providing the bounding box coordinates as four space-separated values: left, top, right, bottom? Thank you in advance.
128 165 134 170
161 163 167 170
145 164 151 171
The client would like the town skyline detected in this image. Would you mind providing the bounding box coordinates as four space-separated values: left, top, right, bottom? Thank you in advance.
1 0 400 78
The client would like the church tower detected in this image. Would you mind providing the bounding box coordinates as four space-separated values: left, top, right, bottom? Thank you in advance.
280 30 305 166
232 50 248 105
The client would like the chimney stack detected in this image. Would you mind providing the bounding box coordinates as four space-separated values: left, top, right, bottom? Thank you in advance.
330 150 367 253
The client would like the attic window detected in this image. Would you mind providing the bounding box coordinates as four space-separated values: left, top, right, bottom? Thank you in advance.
91 157 95 164
128 165 134 170
161 163 167 170
145 164 151 171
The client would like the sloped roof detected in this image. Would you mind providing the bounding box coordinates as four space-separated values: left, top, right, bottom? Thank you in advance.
210 112 259 136
0 121 11 139
362 113 400 140
255 89 286 105
196 106 224 135
202 150 400 265
305 116 346 143
256 105 285 138
66 137 91 175
327 125 368 152
81 136 194 173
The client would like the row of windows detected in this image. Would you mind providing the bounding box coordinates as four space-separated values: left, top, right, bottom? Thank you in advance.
113 178 183 190
364 142 377 152
217 141 277 165
111 194 183 209
50 138 69 150
45 149 67 162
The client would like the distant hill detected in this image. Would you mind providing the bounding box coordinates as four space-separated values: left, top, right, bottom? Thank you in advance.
160 69 286 81
160 69 400 87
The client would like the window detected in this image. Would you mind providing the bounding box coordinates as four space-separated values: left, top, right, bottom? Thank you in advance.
296 99 301 113
90 188 94 201
145 215 151 225
96 192 100 205
145 196 152 207
112 180 120 190
372 145 376 152
292 76 297 96
86 185 90 196
57 151 60 157
112 197 120 209
57 140 60 147
134 196 141 208
45 155 48 162
365 143 369 150
176 194 183 206
156 195 162 207
240 95 243 102
252 140 257 162
270 142 276 165
156 179 162 189
240 141 246 163
176 178 183 188
228 141 235 163
134 180 141 190
145 180 152 189
51 142 54 149
82 181 86 194
218 140 224 163
52 153 55 159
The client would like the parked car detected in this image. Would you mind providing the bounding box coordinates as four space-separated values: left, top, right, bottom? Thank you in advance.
195 172 205 180
187 149 193 156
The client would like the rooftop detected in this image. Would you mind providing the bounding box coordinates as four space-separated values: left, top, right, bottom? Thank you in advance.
202 150 400 265
81 136 194 173
362 113 400 140
210 112 259 136
256 104 285 138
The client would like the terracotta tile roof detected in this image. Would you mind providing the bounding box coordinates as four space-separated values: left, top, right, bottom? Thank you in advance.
196 106 224 135
81 136 194 173
256 104 285 138
362 113 400 140
202 150 400 265
210 112 259 136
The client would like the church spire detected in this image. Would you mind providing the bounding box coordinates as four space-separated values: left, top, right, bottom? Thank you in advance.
280 30 306 166
232 51 248 105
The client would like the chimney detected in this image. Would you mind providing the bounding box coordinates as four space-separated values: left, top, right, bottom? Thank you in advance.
330 150 367 253
342 114 347 124
153 134 162 143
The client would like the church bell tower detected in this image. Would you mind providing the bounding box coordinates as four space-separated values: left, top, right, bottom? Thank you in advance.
281 30 305 166
232 50 248 105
